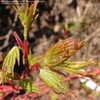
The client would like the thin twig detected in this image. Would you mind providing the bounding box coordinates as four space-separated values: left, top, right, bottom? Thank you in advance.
84 28 100 42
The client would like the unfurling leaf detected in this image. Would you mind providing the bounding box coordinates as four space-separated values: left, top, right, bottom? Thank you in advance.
2 46 20 81
28 51 42 70
14 1 38 39
19 78 40 93
0 70 3 83
49 92 58 100
62 60 97 69
42 38 86 67
40 69 69 93
28 51 42 66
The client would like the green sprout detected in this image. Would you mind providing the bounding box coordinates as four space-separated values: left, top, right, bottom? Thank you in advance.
14 0 38 40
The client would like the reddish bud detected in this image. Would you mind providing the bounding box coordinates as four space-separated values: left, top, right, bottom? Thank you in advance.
29 64 40 71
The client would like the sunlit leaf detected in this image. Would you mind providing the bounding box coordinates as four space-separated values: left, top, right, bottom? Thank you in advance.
60 67 85 75
14 1 39 39
42 38 86 67
28 51 42 66
49 92 58 100
62 60 97 69
19 78 40 93
2 46 20 80
0 70 3 83
40 69 69 93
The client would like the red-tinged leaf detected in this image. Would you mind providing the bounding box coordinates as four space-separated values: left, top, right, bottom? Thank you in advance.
42 38 86 67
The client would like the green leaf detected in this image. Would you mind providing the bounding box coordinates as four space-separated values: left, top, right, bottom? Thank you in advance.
42 38 85 67
40 69 69 93
64 21 84 32
49 92 58 100
19 78 40 93
61 67 85 75
28 51 42 66
2 46 20 79
14 1 39 39
0 70 3 83
62 60 97 69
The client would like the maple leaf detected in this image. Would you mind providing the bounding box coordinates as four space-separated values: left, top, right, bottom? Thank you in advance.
42 38 86 67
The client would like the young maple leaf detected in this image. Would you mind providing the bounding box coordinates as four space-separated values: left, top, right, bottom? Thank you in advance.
42 38 86 67
40 69 69 93
2 46 20 82
13 0 38 39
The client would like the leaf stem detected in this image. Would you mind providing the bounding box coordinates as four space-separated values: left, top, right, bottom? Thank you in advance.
24 27 28 40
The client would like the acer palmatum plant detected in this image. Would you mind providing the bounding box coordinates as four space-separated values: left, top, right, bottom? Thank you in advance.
0 1 100 100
